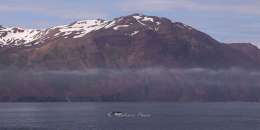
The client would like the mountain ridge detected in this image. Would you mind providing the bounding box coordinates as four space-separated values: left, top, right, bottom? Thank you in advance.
0 14 259 70
0 14 210 47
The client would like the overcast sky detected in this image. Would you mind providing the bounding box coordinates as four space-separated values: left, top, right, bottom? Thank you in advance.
0 0 259 47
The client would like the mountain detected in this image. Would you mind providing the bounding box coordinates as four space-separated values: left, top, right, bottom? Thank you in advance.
1 14 260 102
0 13 260 70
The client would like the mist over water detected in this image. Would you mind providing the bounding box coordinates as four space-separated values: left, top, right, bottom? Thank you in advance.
0 68 260 102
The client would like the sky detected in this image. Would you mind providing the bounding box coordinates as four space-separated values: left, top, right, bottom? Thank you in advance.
0 0 259 47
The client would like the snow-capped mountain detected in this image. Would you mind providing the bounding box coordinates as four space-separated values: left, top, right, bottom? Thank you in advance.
0 14 194 48
0 14 260 70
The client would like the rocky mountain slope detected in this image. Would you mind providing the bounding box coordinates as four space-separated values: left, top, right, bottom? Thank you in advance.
0 14 260 70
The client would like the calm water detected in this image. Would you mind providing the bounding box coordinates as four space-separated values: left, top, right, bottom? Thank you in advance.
0 102 260 130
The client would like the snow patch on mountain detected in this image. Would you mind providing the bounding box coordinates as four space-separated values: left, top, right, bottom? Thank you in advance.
142 17 154 22
0 27 42 46
113 25 130 30
105 21 116 29
130 31 139 36
133 16 142 20
52 20 109 39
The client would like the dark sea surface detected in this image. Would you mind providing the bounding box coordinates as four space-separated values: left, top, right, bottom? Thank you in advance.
0 102 260 130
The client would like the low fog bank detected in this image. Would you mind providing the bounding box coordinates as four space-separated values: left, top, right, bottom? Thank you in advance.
0 68 260 102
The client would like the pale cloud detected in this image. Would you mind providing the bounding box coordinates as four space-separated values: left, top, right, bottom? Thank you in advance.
0 2 107 19
118 0 260 15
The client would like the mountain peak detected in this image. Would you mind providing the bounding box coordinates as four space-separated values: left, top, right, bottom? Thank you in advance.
129 13 157 20
112 13 165 29
69 19 107 27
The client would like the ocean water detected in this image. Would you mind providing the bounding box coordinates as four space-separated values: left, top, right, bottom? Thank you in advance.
0 102 260 130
